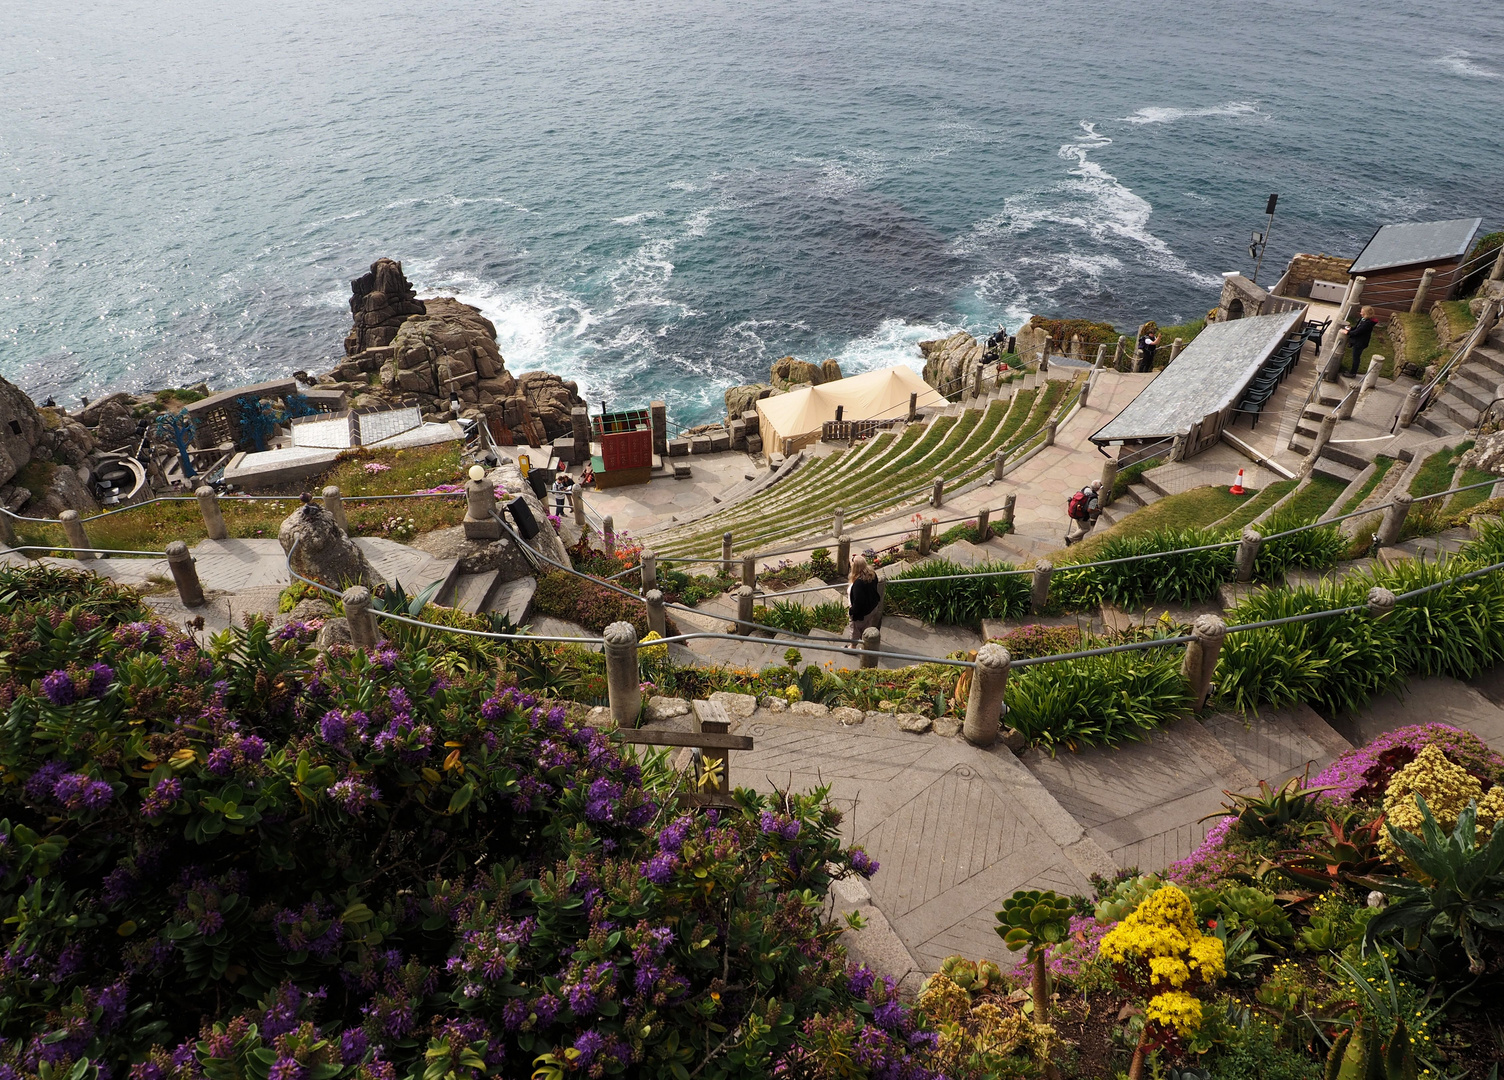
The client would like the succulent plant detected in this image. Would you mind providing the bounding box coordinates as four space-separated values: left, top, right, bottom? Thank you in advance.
938 954 1003 994
1324 1015 1417 1080
996 888 1074 1028
1207 769 1332 839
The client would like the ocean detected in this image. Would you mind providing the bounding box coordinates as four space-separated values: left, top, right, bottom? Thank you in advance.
3 0 1501 425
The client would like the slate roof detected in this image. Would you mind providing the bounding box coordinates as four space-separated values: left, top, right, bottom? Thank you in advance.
1091 309 1304 444
1349 218 1482 275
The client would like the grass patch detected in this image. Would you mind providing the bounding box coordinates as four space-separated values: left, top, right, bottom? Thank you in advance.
1110 456 1161 501
1338 456 1395 515
1062 485 1258 561
1275 475 1348 524
1217 480 1298 532
1389 311 1445 368
1405 441 1475 538
1435 299 1477 342
1444 468 1497 515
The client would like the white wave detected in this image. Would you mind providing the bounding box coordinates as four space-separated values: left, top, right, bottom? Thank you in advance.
612 210 663 226
1117 101 1262 124
668 179 708 193
1438 50 1501 79
825 317 970 379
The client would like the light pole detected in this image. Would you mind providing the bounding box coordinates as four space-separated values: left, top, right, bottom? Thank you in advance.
1249 193 1278 285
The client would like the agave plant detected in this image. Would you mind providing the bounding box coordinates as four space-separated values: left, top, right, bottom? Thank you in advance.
1277 810 1389 891
1325 1015 1418 1080
1361 794 1504 975
1206 767 1332 840
371 577 445 617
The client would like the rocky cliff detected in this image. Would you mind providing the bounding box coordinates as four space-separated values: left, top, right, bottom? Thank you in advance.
918 331 984 392
344 258 427 355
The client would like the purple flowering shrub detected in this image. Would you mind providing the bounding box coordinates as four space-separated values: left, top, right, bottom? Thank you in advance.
0 566 940 1080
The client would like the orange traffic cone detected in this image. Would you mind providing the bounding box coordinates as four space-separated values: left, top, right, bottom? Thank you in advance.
1229 469 1245 495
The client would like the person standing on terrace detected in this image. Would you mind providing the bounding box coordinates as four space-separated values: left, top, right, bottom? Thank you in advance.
847 555 883 647
1341 306 1379 376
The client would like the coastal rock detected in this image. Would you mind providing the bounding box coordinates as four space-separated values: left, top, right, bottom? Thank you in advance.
30 462 100 518
344 258 426 356
51 423 97 469
93 400 139 450
1461 433 1504 477
411 525 537 581
74 392 134 428
918 331 984 393
724 384 779 424
0 375 44 488
515 371 584 442
771 356 825 389
820 359 844 383
279 501 384 590
485 459 572 568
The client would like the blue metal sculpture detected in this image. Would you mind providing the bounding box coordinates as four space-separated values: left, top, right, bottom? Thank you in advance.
233 395 280 453
152 409 199 479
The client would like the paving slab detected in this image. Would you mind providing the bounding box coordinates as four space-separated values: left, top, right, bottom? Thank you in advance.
1338 675 1504 752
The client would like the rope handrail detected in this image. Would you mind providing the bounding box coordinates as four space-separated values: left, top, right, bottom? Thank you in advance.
3 545 170 558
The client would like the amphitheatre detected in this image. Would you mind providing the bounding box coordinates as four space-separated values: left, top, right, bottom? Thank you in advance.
5 235 1504 1078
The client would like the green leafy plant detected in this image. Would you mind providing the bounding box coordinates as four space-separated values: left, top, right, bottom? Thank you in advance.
996 888 1074 1023
370 577 444 617
884 558 1030 625
1362 794 1504 974
1277 811 1389 891
1324 1014 1417 1080
1208 770 1331 840
1005 649 1190 750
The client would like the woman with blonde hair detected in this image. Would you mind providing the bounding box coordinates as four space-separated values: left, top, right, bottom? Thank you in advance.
847 554 883 647
1342 306 1379 377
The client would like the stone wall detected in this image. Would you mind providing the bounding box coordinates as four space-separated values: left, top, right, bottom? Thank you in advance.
1276 253 1353 298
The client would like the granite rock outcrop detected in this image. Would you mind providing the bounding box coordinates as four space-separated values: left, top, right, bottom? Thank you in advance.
344 258 427 355
918 331 984 391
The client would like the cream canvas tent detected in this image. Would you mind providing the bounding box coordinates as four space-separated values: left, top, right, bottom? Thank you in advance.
755 365 946 456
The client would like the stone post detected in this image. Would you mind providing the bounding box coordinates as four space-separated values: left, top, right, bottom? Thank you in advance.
918 521 933 556
322 485 348 534
1069 333 1082 361
741 553 756 587
976 507 991 541
993 448 1007 481
1397 385 1424 429
1360 355 1384 396
640 549 657 593
1181 613 1227 711
1038 341 1049 372
1299 412 1339 479
1030 560 1052 614
735 586 754 636
908 392 918 422
343 586 378 650
1113 335 1127 369
571 486 586 528
1377 492 1412 547
860 626 881 669
1336 386 1360 421
1491 243 1504 283
1100 457 1119 506
165 540 204 607
196 485 228 541
833 507 844 538
1043 420 1057 447
1168 338 1184 363
60 510 94 560
963 643 1011 747
1094 343 1107 369
1410 268 1436 314
602 514 615 552
603 621 642 726
1078 378 1091 409
1170 432 1186 462
0 510 14 549
463 470 501 540
836 536 851 578
645 589 667 637
649 400 667 457
1235 527 1261 583
931 475 944 508
1000 494 1016 532
720 531 733 574
1366 586 1397 620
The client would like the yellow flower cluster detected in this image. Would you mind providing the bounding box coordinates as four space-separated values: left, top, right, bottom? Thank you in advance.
1098 884 1225 1037
916 975 1056 1068
1381 744 1504 864
639 631 668 663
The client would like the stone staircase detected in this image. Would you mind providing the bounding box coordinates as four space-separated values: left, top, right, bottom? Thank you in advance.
1420 330 1504 436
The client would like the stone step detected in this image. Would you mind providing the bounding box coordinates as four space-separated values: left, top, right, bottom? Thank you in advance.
1138 470 1174 499
1469 344 1504 379
1416 409 1468 438
1312 459 1360 484
1444 370 1497 413
485 576 537 624
1128 482 1162 507
446 570 500 614
1319 443 1370 471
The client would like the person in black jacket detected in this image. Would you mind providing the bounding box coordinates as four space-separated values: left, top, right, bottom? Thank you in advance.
1342 307 1379 376
847 555 883 646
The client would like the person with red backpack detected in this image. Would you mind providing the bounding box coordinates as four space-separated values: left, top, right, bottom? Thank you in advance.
1064 480 1103 546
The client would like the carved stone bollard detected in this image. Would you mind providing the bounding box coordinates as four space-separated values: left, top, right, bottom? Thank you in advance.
571 486 586 528
1043 420 1057 448
1000 494 1016 532
741 553 756 587
931 475 945 508
1030 560 1052 614
721 531 733 574
1235 528 1261 583
918 520 933 556
322 485 349 534
60 510 95 560
645 589 667 637
603 622 641 726
833 507 844 538
463 469 501 540
1181 614 1227 711
1377 492 1412 547
963 644 1011 747
836 536 851 578
1366 586 1397 620
1397 385 1424 429
860 626 881 669
1100 458 1118 506
993 448 1007 481
196 486 228 541
165 540 205 607
734 586 755 635
1114 335 1127 369
1360 355 1384 396
343 586 378 650
640 548 657 593
1410 267 1436 314
976 507 991 542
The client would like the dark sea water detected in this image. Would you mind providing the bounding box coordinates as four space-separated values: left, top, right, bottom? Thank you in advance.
3 0 1502 424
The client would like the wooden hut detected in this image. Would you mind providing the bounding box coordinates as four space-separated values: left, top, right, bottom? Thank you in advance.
1347 218 1481 318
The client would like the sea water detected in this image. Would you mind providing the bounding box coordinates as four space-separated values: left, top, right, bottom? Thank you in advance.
2 0 1501 424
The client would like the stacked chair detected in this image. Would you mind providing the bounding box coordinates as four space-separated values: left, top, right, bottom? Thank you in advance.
1231 335 1306 427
